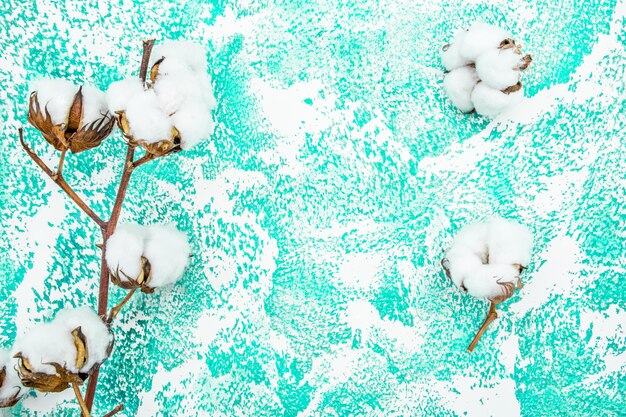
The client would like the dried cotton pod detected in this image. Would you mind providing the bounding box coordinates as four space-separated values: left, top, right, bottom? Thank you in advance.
0 350 26 408
28 79 114 153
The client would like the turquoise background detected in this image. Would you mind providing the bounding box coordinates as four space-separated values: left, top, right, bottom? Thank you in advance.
1 0 625 416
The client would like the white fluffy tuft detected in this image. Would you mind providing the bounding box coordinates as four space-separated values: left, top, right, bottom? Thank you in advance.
443 66 480 112
463 264 520 299
0 349 26 403
441 29 472 71
445 222 489 289
471 82 524 117
81 85 110 125
29 78 79 124
106 78 146 113
487 217 533 266
475 48 522 90
150 40 209 74
124 89 173 143
106 224 148 282
143 224 191 288
458 22 511 61
53 307 113 372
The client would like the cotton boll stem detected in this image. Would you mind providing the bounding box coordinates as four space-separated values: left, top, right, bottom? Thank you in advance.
72 382 92 417
468 301 498 352
107 288 137 323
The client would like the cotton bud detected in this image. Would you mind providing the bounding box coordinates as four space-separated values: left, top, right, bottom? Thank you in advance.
0 350 26 408
475 46 532 90
458 22 514 62
28 78 114 153
442 217 533 301
441 29 472 72
13 307 113 393
106 223 191 293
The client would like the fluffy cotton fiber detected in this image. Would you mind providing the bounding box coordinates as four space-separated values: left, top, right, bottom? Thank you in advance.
13 306 112 375
106 223 190 288
443 66 480 112
441 29 472 71
475 48 523 90
0 350 26 403
458 22 511 61
105 78 146 113
444 217 533 300
30 78 110 126
124 89 173 143
471 82 524 117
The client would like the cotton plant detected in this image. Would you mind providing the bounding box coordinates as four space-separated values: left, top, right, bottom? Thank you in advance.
8 39 214 415
441 22 533 117
441 217 533 352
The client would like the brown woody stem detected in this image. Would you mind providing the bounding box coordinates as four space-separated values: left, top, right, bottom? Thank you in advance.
467 302 498 352
72 382 92 417
83 38 155 412
56 148 67 178
107 288 137 323
132 152 156 168
103 404 124 417
19 128 106 229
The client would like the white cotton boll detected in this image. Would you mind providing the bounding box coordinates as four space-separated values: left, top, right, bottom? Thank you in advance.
53 307 113 373
172 100 216 149
106 78 146 113
106 224 149 282
486 218 533 266
443 66 480 112
441 29 472 71
458 22 511 62
29 78 79 124
0 349 26 403
471 82 524 117
150 40 208 74
463 264 520 299
143 224 190 288
475 48 522 90
81 85 109 125
125 90 173 144
13 321 77 374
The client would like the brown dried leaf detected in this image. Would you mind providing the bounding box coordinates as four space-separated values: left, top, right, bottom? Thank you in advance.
72 327 89 369
66 86 84 137
27 93 68 151
68 115 115 154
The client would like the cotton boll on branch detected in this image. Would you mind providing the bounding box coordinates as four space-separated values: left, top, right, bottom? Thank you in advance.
458 22 512 62
441 29 471 71
0 350 26 406
106 78 146 113
143 224 191 288
29 78 79 124
53 307 113 373
172 100 216 149
471 82 524 117
463 264 521 300
106 224 148 282
13 321 77 375
475 48 524 90
125 89 173 144
486 218 533 266
443 66 480 112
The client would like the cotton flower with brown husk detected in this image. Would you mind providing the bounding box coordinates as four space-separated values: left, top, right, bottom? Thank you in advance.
106 40 217 158
28 79 114 154
12 306 114 416
0 350 26 408
105 223 191 321
441 217 533 352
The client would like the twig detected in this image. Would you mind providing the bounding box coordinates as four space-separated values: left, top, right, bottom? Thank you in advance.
102 404 124 417
84 38 156 412
132 152 156 168
71 382 92 417
107 288 137 323
467 302 498 352
55 148 67 179
19 128 106 229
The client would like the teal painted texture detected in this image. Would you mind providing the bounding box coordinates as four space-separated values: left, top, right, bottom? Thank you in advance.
0 0 625 416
